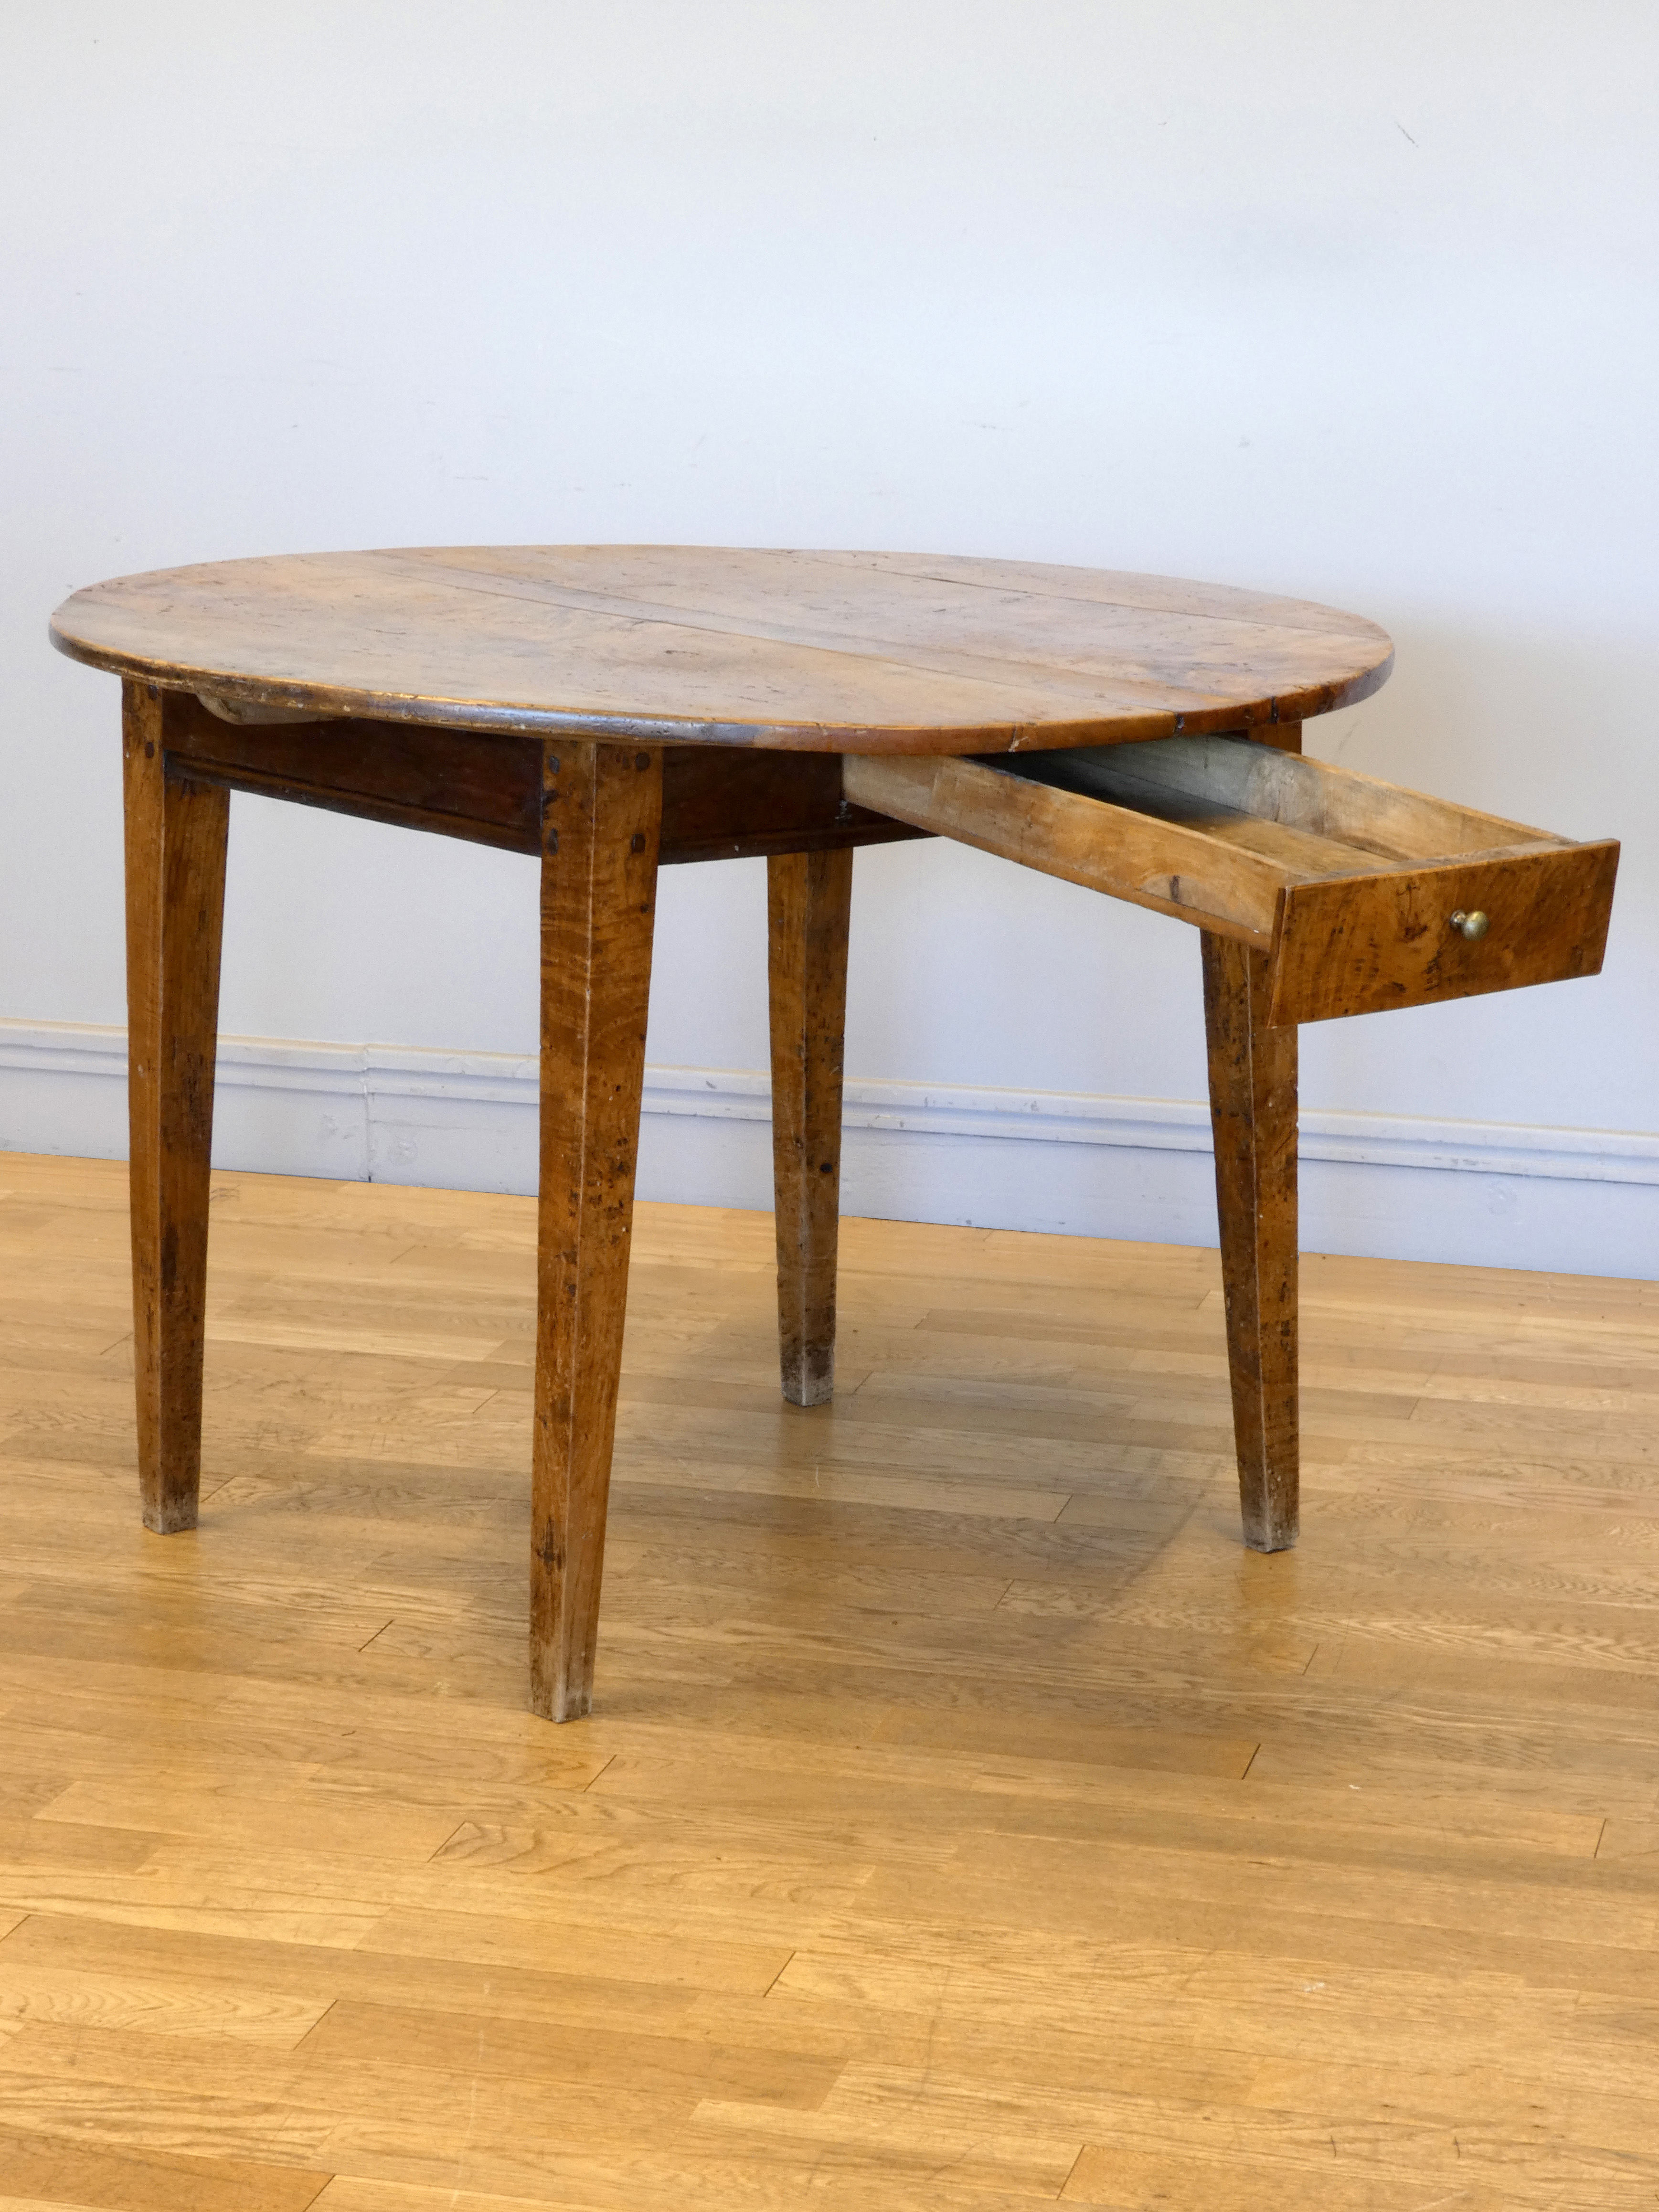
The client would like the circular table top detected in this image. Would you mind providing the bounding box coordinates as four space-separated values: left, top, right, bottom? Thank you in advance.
51 545 1393 754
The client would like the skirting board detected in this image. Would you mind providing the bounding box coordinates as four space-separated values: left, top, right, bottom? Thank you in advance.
0 1018 1655 1279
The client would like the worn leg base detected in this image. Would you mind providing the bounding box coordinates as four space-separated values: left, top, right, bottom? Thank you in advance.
767 848 853 1409
1243 1502 1298 1554
144 1497 201 1537
124 683 229 1541
1201 930 1299 1553
539 1676 595 1725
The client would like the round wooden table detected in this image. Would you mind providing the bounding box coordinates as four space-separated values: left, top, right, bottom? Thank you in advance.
51 548 1612 1720
51 544 1394 745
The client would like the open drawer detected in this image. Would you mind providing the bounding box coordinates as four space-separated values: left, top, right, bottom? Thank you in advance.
843 735 1618 1028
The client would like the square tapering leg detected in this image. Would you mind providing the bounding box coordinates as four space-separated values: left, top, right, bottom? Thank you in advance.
767 848 852 1408
122 682 229 1536
530 741 662 1720
1202 929 1299 1552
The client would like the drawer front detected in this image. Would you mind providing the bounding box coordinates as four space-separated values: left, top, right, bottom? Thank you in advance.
1269 841 1620 1026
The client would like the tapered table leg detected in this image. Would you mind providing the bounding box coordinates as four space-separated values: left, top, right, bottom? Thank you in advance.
767 848 853 1408
1201 930 1299 1552
122 682 229 1535
531 741 662 1721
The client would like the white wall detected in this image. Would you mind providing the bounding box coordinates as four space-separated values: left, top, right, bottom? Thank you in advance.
3 3 1657 1272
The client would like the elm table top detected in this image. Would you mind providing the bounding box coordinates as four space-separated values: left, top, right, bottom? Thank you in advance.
50 545 1393 753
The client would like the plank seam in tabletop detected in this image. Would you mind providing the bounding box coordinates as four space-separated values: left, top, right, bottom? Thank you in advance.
762 546 1394 634
365 548 1385 685
359 549 1396 727
361 565 1254 718
354 543 1399 637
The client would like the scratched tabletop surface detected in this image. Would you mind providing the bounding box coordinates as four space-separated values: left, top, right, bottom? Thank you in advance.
51 545 1393 753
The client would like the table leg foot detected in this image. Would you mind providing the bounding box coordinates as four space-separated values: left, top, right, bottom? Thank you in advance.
530 742 661 1721
122 683 228 1537
767 848 852 1408
1202 930 1299 1553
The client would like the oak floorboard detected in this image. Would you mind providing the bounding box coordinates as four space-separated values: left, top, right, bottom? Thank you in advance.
2 1153 1658 2209
0 2121 330 2211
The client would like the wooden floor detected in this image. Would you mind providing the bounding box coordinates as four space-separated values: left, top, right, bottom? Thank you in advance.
1 1154 1658 2212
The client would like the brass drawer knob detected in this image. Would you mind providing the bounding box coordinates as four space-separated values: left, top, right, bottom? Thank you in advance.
1450 909 1489 941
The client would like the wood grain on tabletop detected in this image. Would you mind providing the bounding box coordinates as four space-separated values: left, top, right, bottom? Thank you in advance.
2 1153 1659 2208
49 546 1394 751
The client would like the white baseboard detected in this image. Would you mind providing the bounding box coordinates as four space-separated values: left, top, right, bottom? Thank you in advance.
1 1018 1655 1279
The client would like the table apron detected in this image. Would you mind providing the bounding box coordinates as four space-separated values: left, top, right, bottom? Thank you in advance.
160 694 931 865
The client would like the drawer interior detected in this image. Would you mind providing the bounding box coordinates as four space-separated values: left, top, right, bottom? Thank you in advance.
1004 733 1547 872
